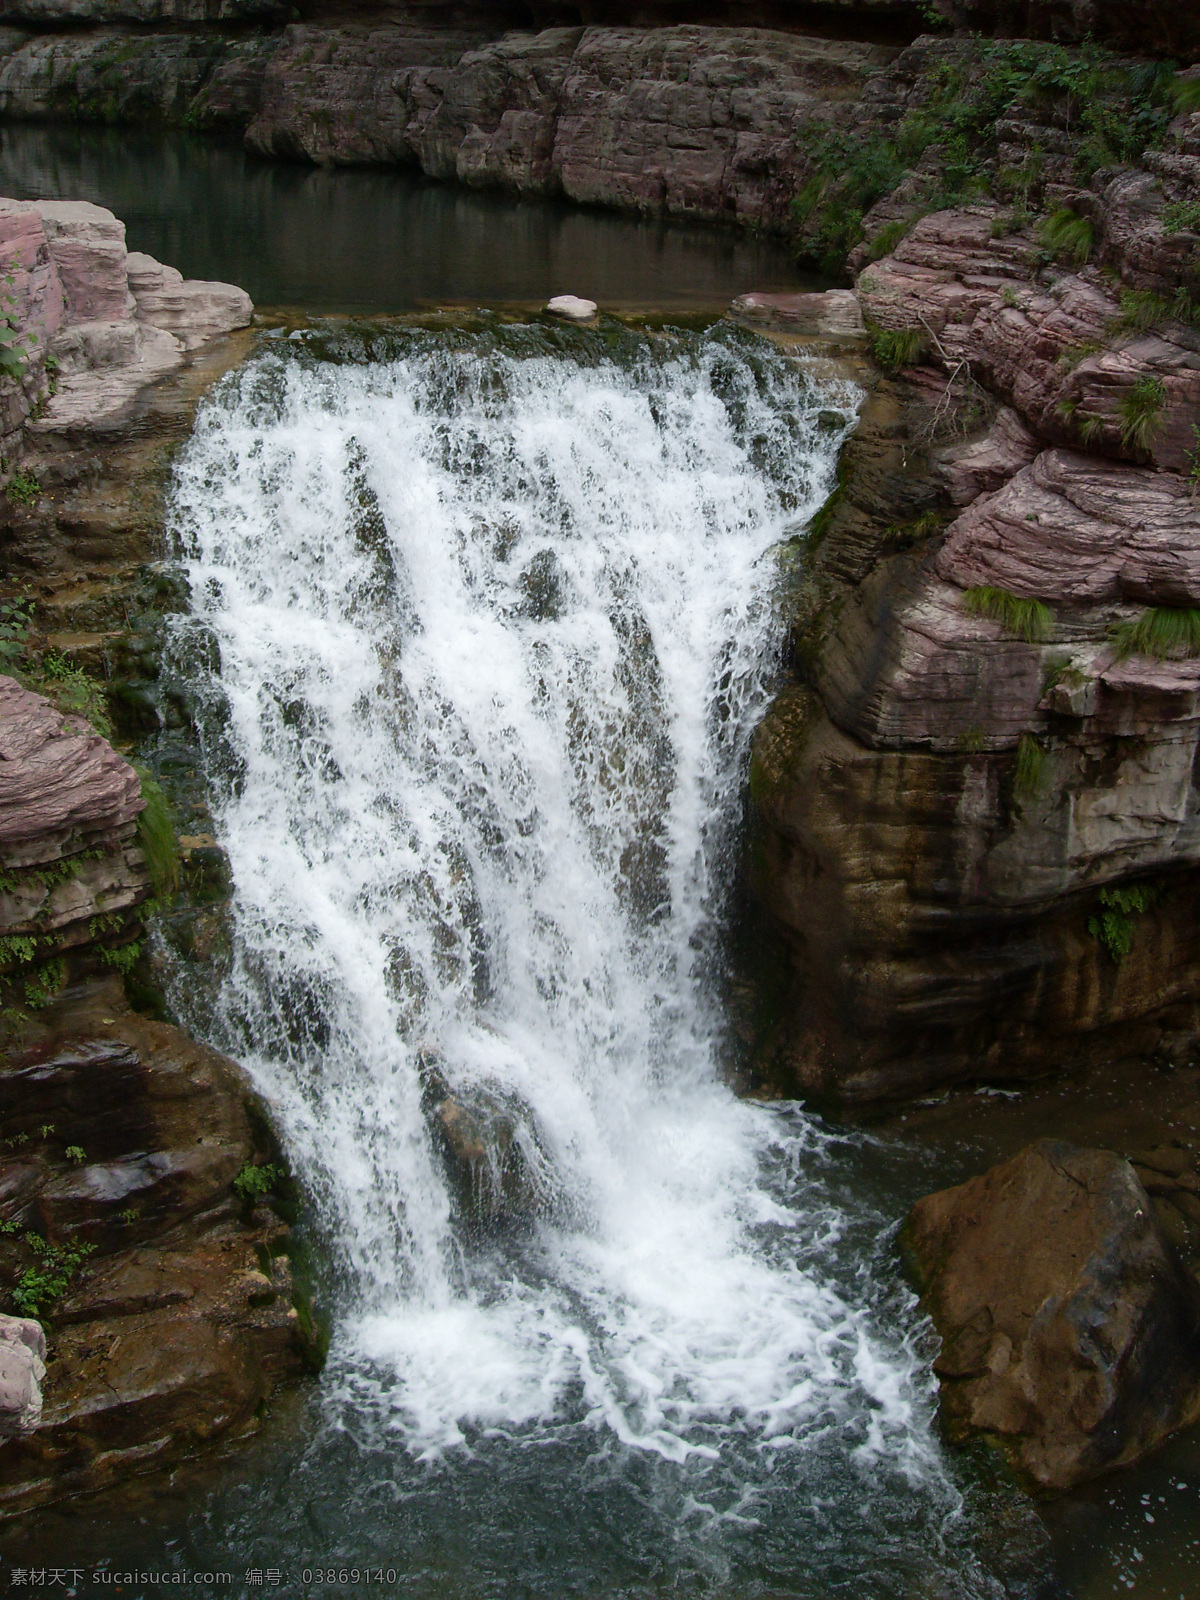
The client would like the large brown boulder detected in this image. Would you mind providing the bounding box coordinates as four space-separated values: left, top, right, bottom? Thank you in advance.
903 1140 1200 1490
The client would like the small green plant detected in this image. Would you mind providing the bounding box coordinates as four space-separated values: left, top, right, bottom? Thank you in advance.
133 767 179 899
118 1206 138 1225
99 940 141 975
233 1162 282 1202
38 1123 54 1138
1088 883 1159 963
870 325 924 370
1039 208 1094 264
1014 733 1047 799
0 265 34 383
1077 413 1105 447
10 1232 95 1320
23 958 65 1009
64 1145 85 1164
1118 377 1167 453
5 469 40 507
1112 606 1200 660
961 585 1054 643
0 591 32 668
0 934 38 968
39 651 112 737
1163 199 1200 235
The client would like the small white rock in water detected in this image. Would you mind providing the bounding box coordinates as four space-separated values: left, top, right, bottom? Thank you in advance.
546 295 597 321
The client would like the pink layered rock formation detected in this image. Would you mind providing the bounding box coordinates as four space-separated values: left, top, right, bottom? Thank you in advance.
859 208 1200 474
0 674 150 981
0 197 252 456
0 675 142 867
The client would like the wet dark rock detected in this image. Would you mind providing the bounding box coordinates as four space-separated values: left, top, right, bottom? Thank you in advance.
419 1051 556 1226
903 1139 1200 1491
0 976 318 1515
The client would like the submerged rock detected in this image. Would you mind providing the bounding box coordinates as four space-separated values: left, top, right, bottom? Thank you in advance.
903 1140 1200 1490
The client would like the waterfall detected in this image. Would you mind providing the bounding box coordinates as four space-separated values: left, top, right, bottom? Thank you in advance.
165 319 941 1486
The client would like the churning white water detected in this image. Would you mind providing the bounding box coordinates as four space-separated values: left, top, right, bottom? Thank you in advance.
167 322 941 1488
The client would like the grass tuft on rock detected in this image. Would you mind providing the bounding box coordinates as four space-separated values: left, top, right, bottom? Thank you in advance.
134 767 179 899
1118 377 1166 453
1112 607 1200 661
962 585 1054 643
1013 732 1047 799
869 325 924 370
1039 208 1094 264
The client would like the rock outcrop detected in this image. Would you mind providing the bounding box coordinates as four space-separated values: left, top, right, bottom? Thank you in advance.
744 35 1200 1102
0 196 251 459
0 1315 44 1439
903 1140 1200 1489
0 978 317 1515
0 681 316 1514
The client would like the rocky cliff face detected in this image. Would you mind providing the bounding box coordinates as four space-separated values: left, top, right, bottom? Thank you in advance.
745 56 1200 1102
0 202 316 1515
0 672 317 1514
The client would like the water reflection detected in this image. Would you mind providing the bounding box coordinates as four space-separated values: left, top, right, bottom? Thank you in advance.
0 122 816 314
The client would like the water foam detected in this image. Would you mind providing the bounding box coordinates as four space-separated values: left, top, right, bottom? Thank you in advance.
166 322 938 1484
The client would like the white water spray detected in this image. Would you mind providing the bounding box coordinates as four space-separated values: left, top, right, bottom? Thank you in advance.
168 323 936 1480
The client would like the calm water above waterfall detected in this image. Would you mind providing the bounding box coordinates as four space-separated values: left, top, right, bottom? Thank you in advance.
0 123 812 314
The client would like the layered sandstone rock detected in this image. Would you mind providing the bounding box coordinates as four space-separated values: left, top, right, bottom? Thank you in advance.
0 196 251 456
903 1140 1200 1489
746 58 1200 1101
242 21 892 224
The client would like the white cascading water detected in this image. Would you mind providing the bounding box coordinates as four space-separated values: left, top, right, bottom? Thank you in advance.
166 323 944 1489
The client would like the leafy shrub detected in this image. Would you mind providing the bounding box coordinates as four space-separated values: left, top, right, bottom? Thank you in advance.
961 585 1054 643
41 650 112 738
64 1145 85 1164
1088 883 1159 963
99 940 141 975
5 470 40 507
1112 606 1200 660
23 958 65 1009
1118 377 1167 453
233 1161 282 1202
789 42 1179 273
10 1232 95 1320
1163 199 1200 235
0 593 32 668
1039 208 1094 264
